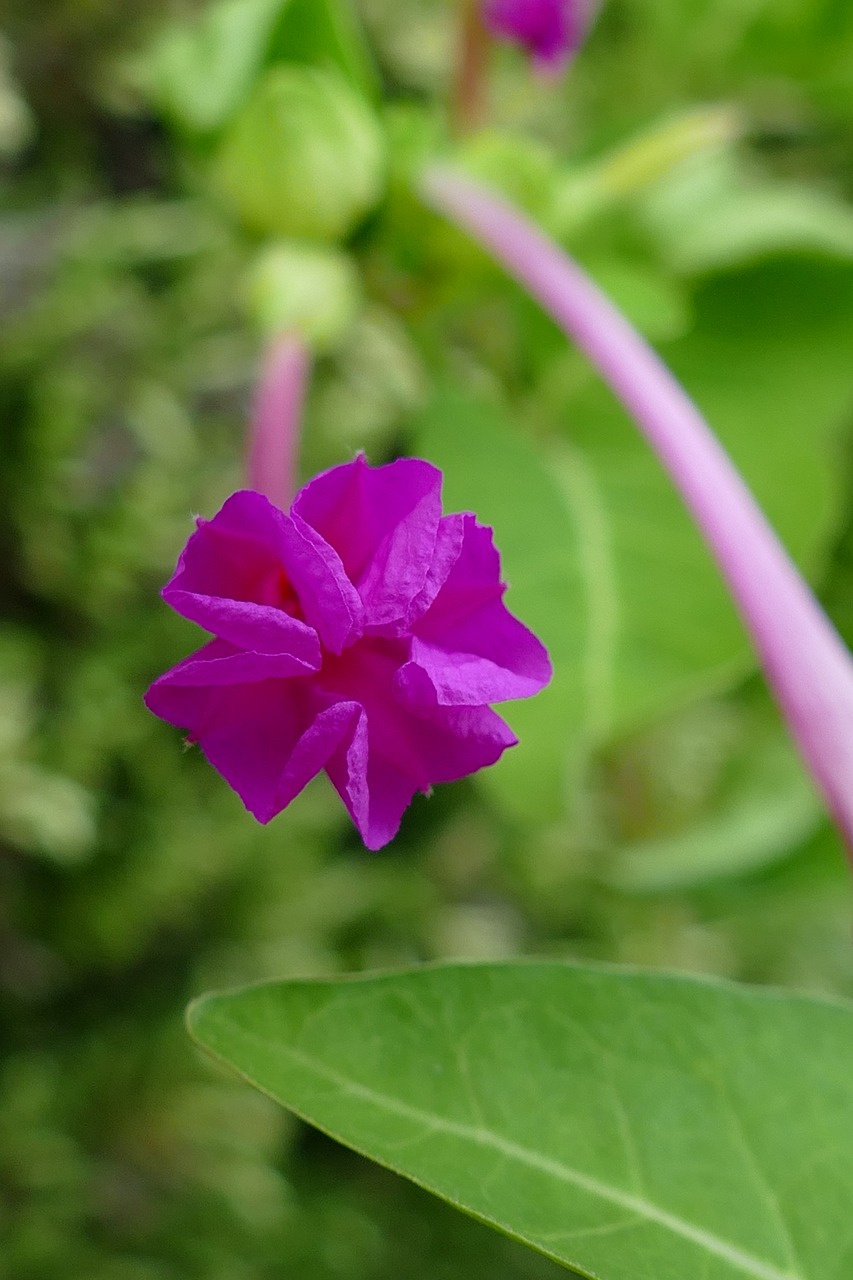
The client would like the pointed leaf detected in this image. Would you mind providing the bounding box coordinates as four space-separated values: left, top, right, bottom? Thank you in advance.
189 962 853 1280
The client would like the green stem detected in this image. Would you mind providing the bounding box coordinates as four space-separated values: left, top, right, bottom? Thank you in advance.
452 0 491 134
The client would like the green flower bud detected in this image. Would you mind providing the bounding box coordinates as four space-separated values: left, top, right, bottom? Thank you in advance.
246 241 361 351
216 64 385 242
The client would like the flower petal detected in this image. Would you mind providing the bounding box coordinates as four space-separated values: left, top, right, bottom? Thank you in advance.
281 512 363 654
405 512 466 626
413 701 519 783
321 637 518 848
483 0 589 74
147 670 361 824
292 454 444 628
325 709 422 852
164 490 320 663
326 703 517 851
402 514 552 705
146 638 318 692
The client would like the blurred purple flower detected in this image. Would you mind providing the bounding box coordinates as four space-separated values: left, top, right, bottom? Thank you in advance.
483 0 589 73
146 455 551 849
423 167 853 857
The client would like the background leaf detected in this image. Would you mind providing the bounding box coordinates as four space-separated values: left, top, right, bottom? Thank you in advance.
535 257 853 739
189 962 853 1280
138 0 377 134
267 0 380 100
138 0 287 133
606 707 824 892
640 155 853 273
413 389 581 822
414 256 853 824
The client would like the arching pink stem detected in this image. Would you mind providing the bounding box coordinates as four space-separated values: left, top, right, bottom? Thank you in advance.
422 166 853 856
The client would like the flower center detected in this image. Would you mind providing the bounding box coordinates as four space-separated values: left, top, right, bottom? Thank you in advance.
275 567 305 622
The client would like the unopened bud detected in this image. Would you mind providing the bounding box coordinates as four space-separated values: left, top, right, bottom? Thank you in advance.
246 241 361 350
216 65 385 242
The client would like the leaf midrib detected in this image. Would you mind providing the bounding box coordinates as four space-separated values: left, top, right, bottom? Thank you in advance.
217 1022 803 1280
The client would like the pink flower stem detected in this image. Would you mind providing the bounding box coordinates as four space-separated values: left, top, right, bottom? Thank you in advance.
421 166 853 855
247 331 312 510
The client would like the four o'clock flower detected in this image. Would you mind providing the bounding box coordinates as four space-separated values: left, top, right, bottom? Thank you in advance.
483 0 592 74
145 343 552 849
421 167 853 856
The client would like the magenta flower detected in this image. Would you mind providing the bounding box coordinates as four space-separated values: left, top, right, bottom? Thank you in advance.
483 0 590 73
145 455 551 849
422 167 853 857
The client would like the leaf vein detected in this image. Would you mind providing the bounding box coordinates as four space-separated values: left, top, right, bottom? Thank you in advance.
250 1033 803 1280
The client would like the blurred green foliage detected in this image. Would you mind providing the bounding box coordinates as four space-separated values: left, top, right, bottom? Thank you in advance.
2 0 853 1276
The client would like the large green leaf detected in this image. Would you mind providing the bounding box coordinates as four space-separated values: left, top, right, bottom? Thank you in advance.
189 963 853 1280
